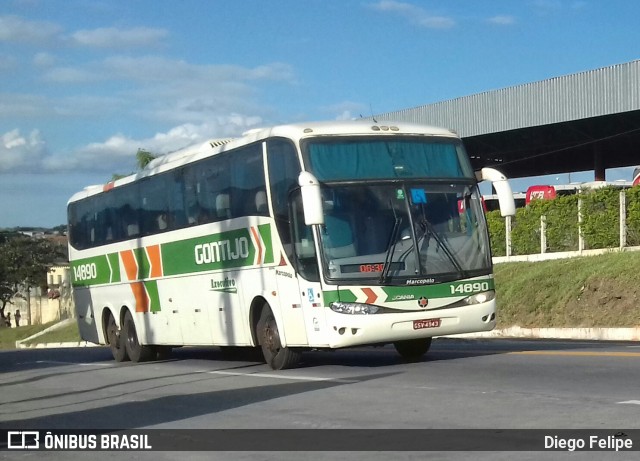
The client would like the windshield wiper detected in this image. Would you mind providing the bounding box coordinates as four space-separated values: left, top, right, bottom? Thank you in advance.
379 212 402 284
419 217 467 278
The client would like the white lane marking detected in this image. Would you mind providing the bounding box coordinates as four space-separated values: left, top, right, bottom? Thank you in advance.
617 400 640 405
29 360 112 367
197 369 358 383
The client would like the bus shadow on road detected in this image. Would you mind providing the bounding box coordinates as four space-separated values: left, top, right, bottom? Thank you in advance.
290 337 639 368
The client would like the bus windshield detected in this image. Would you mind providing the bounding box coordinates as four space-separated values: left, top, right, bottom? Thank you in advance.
301 136 489 284
314 182 491 284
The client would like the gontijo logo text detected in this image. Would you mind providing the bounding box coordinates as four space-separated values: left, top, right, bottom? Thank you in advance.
195 237 250 265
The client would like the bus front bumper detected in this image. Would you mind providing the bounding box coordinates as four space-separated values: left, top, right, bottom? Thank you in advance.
322 301 496 349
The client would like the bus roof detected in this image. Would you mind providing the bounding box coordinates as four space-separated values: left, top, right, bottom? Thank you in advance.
67 120 459 204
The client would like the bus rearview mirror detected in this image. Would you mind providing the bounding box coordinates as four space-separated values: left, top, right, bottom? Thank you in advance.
298 171 325 225
478 167 516 217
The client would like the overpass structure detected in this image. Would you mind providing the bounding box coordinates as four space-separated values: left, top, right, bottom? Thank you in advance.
376 60 640 181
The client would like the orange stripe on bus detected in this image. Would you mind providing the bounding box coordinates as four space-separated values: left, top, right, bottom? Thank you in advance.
120 250 138 281
250 227 263 264
362 288 377 304
130 282 149 313
146 245 162 278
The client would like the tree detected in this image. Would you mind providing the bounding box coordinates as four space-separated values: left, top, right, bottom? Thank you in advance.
135 148 157 169
0 285 13 327
112 148 158 181
51 224 68 234
0 235 66 324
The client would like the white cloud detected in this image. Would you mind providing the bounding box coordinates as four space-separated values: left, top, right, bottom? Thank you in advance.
1 54 292 175
0 93 54 118
335 111 356 121
0 129 47 172
71 26 168 48
321 101 369 120
531 0 563 14
0 15 62 43
42 116 264 174
488 15 517 25
369 1 455 29
99 56 295 84
0 54 18 72
42 66 97 83
41 55 294 88
33 52 56 67
37 55 295 125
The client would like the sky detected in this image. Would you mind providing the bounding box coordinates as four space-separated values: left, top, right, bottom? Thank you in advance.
1 0 640 228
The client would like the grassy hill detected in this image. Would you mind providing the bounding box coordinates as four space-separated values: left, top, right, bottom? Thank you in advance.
0 321 61 349
494 251 640 328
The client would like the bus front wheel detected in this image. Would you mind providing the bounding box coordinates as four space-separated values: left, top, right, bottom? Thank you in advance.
393 338 432 362
106 313 128 362
123 310 156 362
258 306 301 370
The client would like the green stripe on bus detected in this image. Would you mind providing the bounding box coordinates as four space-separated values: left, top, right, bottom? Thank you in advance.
72 225 275 287
382 279 495 302
107 253 121 283
71 254 117 287
146 280 161 313
322 278 495 305
136 247 151 279
258 224 274 264
323 290 357 304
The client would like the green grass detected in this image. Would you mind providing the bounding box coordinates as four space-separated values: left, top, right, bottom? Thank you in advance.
20 320 82 346
494 251 640 328
0 321 60 349
0 319 82 349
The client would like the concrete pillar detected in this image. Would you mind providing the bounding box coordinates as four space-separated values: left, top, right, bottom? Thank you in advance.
594 144 605 181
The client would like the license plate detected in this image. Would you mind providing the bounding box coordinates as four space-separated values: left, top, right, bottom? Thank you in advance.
413 318 441 330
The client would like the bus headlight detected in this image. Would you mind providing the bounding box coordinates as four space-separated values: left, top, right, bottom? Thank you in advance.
330 302 379 315
449 290 495 308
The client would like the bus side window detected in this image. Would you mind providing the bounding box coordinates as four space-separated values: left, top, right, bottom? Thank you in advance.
267 138 301 264
291 190 319 282
255 190 268 215
322 208 356 259
119 204 139 238
215 193 231 220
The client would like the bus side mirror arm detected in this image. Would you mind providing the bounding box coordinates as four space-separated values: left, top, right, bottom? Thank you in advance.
477 167 516 217
298 171 325 225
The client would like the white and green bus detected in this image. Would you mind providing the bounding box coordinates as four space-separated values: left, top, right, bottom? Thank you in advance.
68 120 515 369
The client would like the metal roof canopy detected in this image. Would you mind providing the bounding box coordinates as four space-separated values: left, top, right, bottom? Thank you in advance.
376 60 640 180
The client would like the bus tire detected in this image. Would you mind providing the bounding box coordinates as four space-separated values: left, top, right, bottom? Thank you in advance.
258 306 301 370
122 310 156 363
393 337 432 361
106 313 128 362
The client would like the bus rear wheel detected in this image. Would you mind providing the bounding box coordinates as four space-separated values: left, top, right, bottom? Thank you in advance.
258 307 301 370
393 338 432 362
106 313 128 362
123 310 156 363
